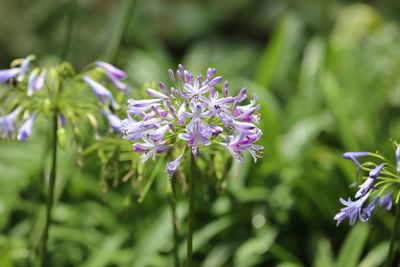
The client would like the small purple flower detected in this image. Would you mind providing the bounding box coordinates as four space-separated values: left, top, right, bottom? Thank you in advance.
133 136 170 162
166 150 185 177
369 163 384 179
83 76 119 109
334 193 369 226
27 70 46 96
355 177 375 198
17 114 35 141
101 110 122 132
342 152 370 167
178 118 211 160
183 79 209 98
380 192 393 210
0 108 21 138
360 196 379 222
95 61 127 80
0 68 21 83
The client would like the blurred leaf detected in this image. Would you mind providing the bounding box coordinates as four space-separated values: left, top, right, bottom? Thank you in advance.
335 223 369 267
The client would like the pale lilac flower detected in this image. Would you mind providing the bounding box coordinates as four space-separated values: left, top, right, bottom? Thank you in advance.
0 56 33 83
166 150 185 177
342 152 370 167
360 196 379 222
95 61 127 80
17 114 35 141
27 70 46 96
369 163 384 178
0 108 21 138
122 64 263 175
83 76 119 109
0 68 21 83
380 192 393 210
133 136 170 162
334 193 369 226
354 164 384 198
101 110 122 132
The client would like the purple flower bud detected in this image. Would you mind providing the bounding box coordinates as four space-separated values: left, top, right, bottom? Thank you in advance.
17 114 35 141
0 68 21 83
158 82 169 95
185 71 193 84
27 70 46 96
83 76 119 109
380 192 393 210
355 177 375 198
235 88 247 103
177 103 186 125
223 81 228 97
95 61 127 80
369 163 384 179
168 69 175 81
197 74 203 84
342 152 370 167
109 75 129 91
149 124 169 140
101 110 122 132
146 88 168 99
208 76 222 86
59 115 66 128
0 108 21 138
360 196 379 222
166 151 185 177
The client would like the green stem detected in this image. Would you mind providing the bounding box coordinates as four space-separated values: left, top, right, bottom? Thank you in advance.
187 155 196 267
39 112 58 267
387 200 400 267
61 0 77 61
167 181 181 267
105 0 136 64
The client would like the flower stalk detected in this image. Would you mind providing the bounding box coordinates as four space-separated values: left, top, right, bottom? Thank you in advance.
387 199 400 267
187 154 196 267
39 110 58 267
167 181 181 267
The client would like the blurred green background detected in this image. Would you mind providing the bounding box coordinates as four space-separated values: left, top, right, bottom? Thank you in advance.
2 0 400 266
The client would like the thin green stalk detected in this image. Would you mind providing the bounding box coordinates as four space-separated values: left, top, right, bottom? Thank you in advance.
61 0 77 61
105 0 136 64
167 181 181 267
39 111 58 267
387 200 400 267
187 154 196 267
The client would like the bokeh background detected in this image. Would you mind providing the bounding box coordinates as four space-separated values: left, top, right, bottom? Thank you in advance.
1 0 400 266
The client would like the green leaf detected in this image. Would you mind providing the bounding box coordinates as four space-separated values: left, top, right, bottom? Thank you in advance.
335 223 369 267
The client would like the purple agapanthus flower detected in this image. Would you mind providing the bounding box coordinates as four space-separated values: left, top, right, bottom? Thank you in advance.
0 56 33 83
355 164 384 198
360 196 379 222
121 64 263 177
342 152 370 167
83 76 119 109
334 193 370 226
27 70 47 96
17 114 35 141
380 192 393 210
101 110 122 132
96 61 128 91
0 108 21 138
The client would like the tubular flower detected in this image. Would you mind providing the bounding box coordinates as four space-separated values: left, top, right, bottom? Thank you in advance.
0 108 21 138
335 149 397 226
17 114 35 141
0 56 33 83
121 65 263 177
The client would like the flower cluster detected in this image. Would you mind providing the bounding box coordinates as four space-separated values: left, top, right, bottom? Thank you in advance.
0 56 126 142
121 64 263 177
334 150 397 226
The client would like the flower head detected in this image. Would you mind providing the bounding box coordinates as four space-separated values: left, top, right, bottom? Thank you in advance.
121 65 263 177
334 193 369 226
